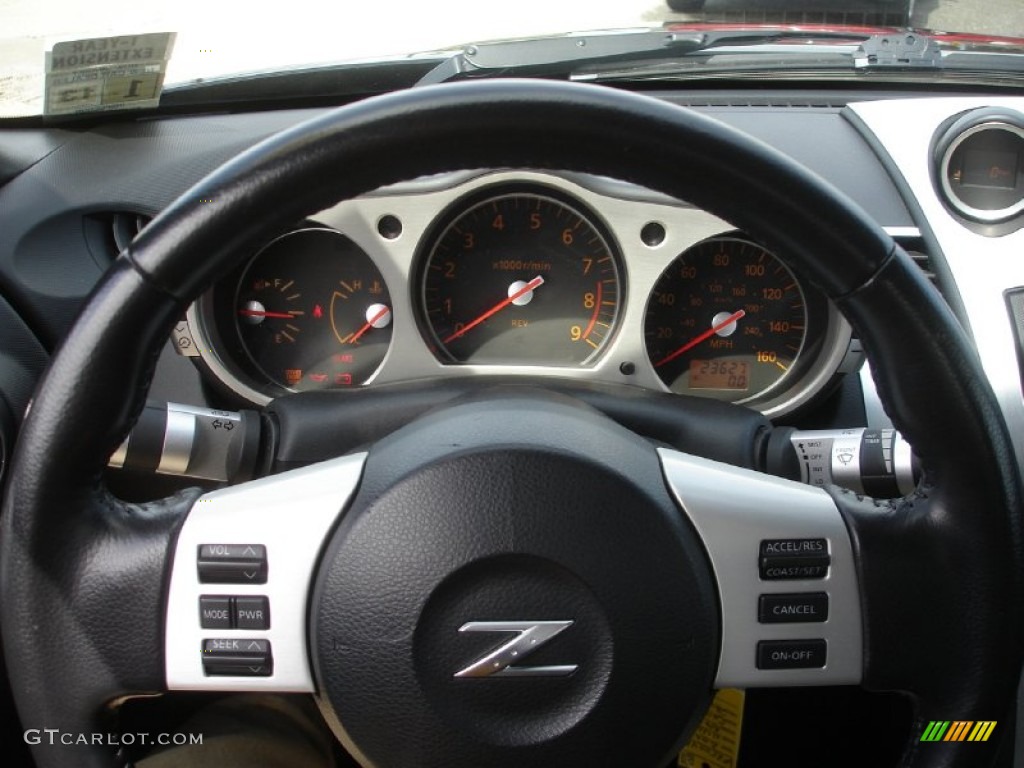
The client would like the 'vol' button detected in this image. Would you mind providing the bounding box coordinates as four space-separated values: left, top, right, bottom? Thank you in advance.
197 544 267 584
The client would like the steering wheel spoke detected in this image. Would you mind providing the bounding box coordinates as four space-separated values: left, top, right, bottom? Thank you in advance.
165 453 366 692
660 449 863 689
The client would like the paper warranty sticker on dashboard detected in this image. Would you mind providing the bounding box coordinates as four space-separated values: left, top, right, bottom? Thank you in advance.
44 33 176 117
678 688 745 768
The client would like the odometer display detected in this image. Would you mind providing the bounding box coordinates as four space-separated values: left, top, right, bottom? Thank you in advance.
419 189 622 365
644 237 807 403
689 359 750 391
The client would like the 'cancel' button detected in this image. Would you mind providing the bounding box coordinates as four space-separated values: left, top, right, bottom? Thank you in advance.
758 593 829 624
757 639 827 670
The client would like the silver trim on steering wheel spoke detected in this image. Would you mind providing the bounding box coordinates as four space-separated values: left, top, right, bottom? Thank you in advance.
659 449 863 688
165 453 366 692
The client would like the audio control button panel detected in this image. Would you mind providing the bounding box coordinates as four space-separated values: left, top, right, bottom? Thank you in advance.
165 453 367 692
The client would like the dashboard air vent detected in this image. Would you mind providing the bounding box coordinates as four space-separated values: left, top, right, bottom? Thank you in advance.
110 212 151 254
673 96 845 109
891 233 938 291
83 211 153 270
906 250 936 286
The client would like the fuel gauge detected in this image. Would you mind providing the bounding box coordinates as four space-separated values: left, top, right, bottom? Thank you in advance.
234 228 392 392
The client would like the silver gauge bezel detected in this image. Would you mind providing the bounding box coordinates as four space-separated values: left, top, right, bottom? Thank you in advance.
185 170 852 418
938 121 1024 224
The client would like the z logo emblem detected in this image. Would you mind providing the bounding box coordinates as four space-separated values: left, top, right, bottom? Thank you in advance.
453 620 578 678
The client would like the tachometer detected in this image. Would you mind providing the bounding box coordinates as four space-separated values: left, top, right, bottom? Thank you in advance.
644 236 807 403
418 187 622 365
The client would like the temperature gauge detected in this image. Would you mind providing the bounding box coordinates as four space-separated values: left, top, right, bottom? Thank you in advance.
234 228 392 391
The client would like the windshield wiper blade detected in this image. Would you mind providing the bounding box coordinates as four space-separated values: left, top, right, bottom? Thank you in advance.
581 30 1023 85
416 28 892 86
418 28 1024 87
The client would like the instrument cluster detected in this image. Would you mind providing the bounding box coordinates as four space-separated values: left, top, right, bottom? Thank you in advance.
186 170 852 417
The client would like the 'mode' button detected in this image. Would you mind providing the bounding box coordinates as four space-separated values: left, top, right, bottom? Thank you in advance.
758 593 829 624
756 639 827 670
199 596 232 629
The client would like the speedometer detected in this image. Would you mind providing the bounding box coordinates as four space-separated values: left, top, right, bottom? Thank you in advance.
418 187 623 365
643 236 807 403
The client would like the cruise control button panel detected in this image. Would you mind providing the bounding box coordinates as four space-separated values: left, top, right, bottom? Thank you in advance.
202 638 273 677
660 450 862 689
759 538 830 580
756 639 827 670
197 544 267 584
758 592 828 624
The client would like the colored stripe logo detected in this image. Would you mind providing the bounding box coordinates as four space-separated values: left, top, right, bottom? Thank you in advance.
921 721 997 742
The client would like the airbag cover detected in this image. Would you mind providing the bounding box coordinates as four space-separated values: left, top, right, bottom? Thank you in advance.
310 394 718 767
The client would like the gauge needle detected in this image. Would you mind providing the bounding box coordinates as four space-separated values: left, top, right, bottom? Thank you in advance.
654 309 746 368
348 305 392 344
444 276 545 344
238 309 296 319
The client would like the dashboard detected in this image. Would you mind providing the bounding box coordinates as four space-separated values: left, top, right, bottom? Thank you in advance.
0 92 1021 481
181 169 851 416
6 90 1022 482
3 84 1024 768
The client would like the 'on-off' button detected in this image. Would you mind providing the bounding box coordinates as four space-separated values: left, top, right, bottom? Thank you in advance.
756 639 827 670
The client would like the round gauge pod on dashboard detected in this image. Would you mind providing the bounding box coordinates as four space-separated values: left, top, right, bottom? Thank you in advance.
933 107 1024 236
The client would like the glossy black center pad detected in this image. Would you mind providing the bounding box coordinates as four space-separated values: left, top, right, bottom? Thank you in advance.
311 392 718 767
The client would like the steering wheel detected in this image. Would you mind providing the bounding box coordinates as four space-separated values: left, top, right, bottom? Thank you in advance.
2 80 1022 768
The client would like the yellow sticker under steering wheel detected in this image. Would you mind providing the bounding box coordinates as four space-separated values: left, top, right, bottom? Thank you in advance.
678 688 745 768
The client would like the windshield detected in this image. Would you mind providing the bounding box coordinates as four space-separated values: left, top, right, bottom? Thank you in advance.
2 0 1022 118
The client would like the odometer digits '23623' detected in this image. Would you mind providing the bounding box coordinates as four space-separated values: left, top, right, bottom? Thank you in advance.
419 188 622 365
644 236 807 403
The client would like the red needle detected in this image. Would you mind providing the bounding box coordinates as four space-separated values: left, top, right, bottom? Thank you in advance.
238 309 295 319
348 306 391 344
654 309 746 368
443 276 545 344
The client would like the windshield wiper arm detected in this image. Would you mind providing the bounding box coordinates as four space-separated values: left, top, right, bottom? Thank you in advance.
854 32 941 68
416 28 882 86
417 29 708 86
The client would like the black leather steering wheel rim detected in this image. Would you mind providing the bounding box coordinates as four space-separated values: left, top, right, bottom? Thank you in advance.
2 79 1022 768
